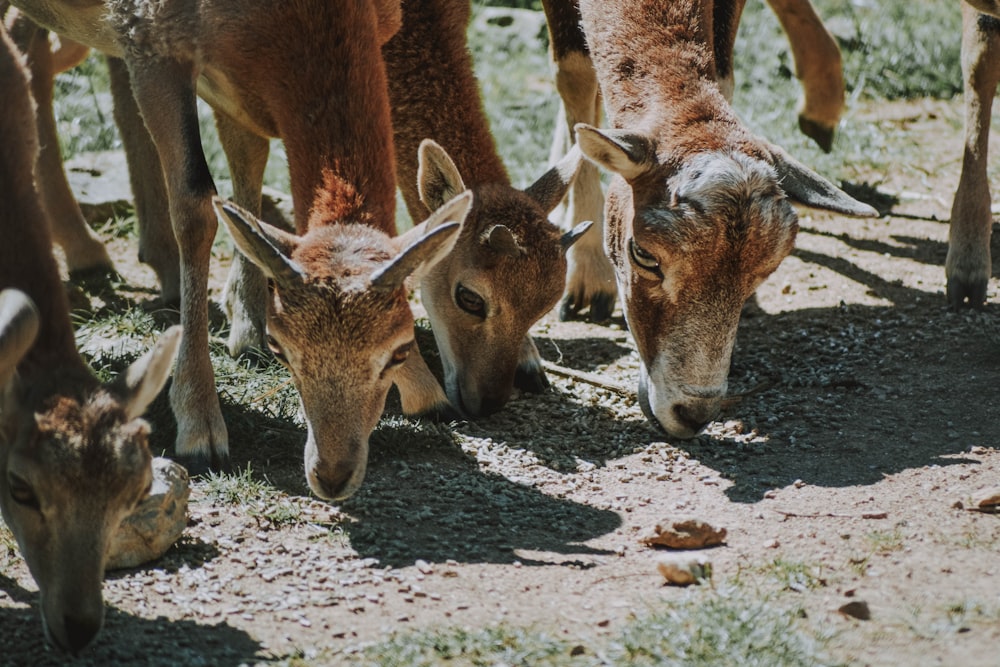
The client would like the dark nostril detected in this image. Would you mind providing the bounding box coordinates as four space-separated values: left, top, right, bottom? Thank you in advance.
672 403 711 433
63 613 101 654
315 462 357 501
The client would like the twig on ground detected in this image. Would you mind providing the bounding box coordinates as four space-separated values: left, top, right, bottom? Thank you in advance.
542 360 634 398
775 509 889 520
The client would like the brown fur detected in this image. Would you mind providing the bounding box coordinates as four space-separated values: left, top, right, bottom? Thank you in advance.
383 0 584 415
6 0 470 492
542 0 847 323
555 0 873 438
0 24 178 654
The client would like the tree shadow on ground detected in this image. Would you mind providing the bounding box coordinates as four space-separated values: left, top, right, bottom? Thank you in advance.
0 574 264 666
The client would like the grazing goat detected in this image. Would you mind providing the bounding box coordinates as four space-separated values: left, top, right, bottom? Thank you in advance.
543 0 847 322
948 1 1000 308
382 0 590 416
543 0 876 438
0 24 180 653
7 0 473 498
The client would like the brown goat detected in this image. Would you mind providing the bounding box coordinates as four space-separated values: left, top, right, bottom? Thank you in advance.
948 1 1000 308
543 0 876 438
543 0 848 322
6 0 471 499
0 24 179 653
382 0 590 416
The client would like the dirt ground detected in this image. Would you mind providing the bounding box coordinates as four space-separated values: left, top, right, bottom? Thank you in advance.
1 96 999 666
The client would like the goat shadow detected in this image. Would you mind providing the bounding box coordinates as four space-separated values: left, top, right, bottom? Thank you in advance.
0 574 264 666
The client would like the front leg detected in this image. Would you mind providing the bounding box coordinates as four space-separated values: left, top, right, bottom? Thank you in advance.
107 56 180 303
7 14 114 277
215 110 270 357
514 334 548 393
127 56 229 473
765 0 845 152
394 342 457 421
948 5 1000 308
542 0 617 323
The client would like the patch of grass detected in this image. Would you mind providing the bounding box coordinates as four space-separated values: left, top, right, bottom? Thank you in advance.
325 586 836 667
348 624 573 667
606 588 836 667
730 0 961 179
754 558 828 593
864 528 905 554
202 465 304 529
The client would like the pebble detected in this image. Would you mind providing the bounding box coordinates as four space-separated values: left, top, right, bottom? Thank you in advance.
656 553 712 586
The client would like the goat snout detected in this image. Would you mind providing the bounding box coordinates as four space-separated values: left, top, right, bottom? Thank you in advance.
638 365 722 439
671 400 718 435
62 612 102 655
307 460 364 501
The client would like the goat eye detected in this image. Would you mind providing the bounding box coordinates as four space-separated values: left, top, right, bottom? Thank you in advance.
266 335 288 364
387 341 413 370
455 284 485 317
629 238 661 273
8 475 39 511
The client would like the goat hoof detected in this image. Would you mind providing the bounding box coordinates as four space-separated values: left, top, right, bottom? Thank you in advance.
514 365 549 393
798 115 835 153
946 277 988 310
559 294 582 321
174 453 213 477
588 292 616 323
174 451 231 477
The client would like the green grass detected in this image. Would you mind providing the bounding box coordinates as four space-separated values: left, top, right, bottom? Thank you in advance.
202 465 307 529
296 585 837 667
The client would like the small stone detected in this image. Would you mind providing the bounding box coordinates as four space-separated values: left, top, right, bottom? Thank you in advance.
641 518 727 550
107 458 190 570
838 600 871 620
656 553 712 586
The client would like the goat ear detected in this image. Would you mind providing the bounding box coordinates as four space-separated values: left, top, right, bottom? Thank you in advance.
418 139 467 211
768 146 878 217
560 220 594 252
373 191 473 291
0 289 39 389
213 197 305 285
525 143 583 214
575 124 655 182
117 325 182 421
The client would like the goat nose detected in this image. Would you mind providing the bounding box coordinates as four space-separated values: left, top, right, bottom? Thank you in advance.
62 613 101 654
310 462 359 501
476 395 506 417
672 402 716 434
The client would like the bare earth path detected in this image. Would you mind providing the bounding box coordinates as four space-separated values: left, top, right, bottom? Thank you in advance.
0 98 998 666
